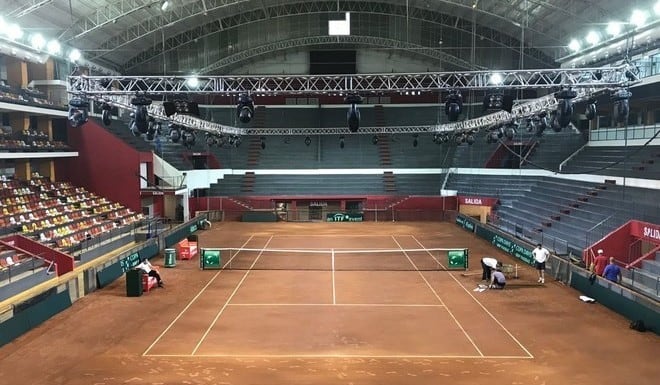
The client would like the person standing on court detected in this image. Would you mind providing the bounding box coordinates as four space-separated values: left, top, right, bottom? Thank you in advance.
532 243 550 284
602 257 622 283
592 249 609 276
480 256 499 281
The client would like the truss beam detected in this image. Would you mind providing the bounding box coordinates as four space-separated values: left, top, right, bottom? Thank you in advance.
69 65 635 95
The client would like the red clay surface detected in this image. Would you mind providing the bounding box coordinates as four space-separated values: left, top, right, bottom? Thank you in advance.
0 222 658 385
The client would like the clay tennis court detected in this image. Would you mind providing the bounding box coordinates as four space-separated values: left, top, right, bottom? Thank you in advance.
0 222 658 385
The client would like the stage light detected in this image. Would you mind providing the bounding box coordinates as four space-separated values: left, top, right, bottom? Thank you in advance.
555 88 577 130
612 89 632 124
568 39 581 52
339 135 345 149
504 125 517 140
145 117 157 140
168 124 181 143
237 94 254 124
260 136 266 150
454 133 465 145
489 73 503 85
130 96 152 134
445 90 463 122
486 130 500 144
5 24 23 41
187 77 199 88
345 94 362 132
161 1 170 11
68 98 89 128
101 103 112 126
655 1 660 15
412 134 418 147
182 130 196 148
304 136 311 146
371 135 378 145
206 133 218 147
483 93 513 112
466 134 475 145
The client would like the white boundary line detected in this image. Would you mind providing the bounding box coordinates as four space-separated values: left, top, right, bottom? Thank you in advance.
226 303 446 307
141 235 256 357
391 235 484 357
331 248 336 304
410 235 534 359
191 236 274 355
146 353 532 359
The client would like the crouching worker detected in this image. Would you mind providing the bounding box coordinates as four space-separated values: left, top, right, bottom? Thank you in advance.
489 267 506 289
136 257 164 287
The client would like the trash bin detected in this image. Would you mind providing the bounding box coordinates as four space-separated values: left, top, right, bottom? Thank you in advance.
164 248 177 267
126 269 143 297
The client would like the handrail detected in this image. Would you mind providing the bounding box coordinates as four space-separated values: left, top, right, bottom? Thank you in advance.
440 168 452 192
558 141 588 171
519 140 539 167
625 244 660 269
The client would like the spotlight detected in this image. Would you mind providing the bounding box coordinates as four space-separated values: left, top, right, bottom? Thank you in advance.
525 118 534 133
486 130 500 144
339 135 345 149
130 96 152 134
606 22 622 37
412 134 418 147
568 39 581 52
372 135 378 145
445 90 463 122
304 136 311 146
466 133 475 145
68 49 82 63
504 125 517 140
612 89 632 124
260 136 266 150
206 133 218 146
237 94 254 124
67 98 89 128
182 130 196 148
146 118 156 140
345 94 363 132
101 103 112 126
30 34 46 50
454 133 465 145
585 31 600 46
231 135 242 147
534 112 548 137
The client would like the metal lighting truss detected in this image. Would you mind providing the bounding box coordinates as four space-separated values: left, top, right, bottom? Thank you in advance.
69 65 633 95
70 64 636 137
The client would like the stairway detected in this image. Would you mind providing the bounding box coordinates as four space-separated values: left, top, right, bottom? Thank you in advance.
377 134 392 167
246 136 262 167
374 104 386 127
382 171 397 193
241 172 256 193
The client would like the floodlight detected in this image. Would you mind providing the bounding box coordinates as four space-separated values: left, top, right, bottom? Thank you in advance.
466 134 475 145
371 135 378 145
585 101 597 120
182 130 196 148
68 49 81 63
101 103 112 126
412 134 418 147
483 93 513 113
630 10 648 27
30 34 46 50
130 96 152 134
168 123 181 143
655 1 660 16
606 22 622 37
339 135 345 149
568 39 581 52
187 77 199 88
161 1 170 11
585 31 600 46
304 136 311 146
5 24 23 41
46 40 61 55
260 136 266 150
345 94 362 132
489 73 503 85
612 89 632 124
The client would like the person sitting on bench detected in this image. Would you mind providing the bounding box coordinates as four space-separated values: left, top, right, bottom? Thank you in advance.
135 258 164 287
489 267 506 289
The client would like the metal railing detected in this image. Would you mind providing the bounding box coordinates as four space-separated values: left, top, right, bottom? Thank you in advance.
489 215 570 256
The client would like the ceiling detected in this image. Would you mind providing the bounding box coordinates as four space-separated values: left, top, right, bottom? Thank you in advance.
4 0 653 74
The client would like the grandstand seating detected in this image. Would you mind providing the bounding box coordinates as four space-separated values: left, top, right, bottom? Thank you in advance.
521 131 586 170
561 145 660 179
0 125 70 152
0 176 144 251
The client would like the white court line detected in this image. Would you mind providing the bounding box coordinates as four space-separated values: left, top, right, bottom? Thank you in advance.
331 248 336 305
142 235 256 357
191 236 274 355
226 303 446 307
410 235 534 359
145 353 532 359
391 235 484 357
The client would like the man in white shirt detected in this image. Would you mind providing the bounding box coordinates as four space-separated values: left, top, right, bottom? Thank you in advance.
532 243 550 284
135 258 164 287
480 256 500 281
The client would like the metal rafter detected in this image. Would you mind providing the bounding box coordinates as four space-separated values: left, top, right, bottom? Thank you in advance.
7 0 53 18
122 1 555 71
196 35 483 75
96 0 553 68
68 65 635 95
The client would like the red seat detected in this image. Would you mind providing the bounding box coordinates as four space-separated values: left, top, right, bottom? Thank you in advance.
142 274 157 292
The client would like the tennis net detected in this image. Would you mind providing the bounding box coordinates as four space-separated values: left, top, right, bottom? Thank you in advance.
200 247 468 271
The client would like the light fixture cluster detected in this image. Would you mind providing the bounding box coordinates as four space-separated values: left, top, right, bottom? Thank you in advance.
567 3 660 53
0 15 82 63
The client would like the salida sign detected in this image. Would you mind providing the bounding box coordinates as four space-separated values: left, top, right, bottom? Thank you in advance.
458 196 499 207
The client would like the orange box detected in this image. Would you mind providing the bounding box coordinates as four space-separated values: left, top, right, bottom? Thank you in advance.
177 239 198 260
